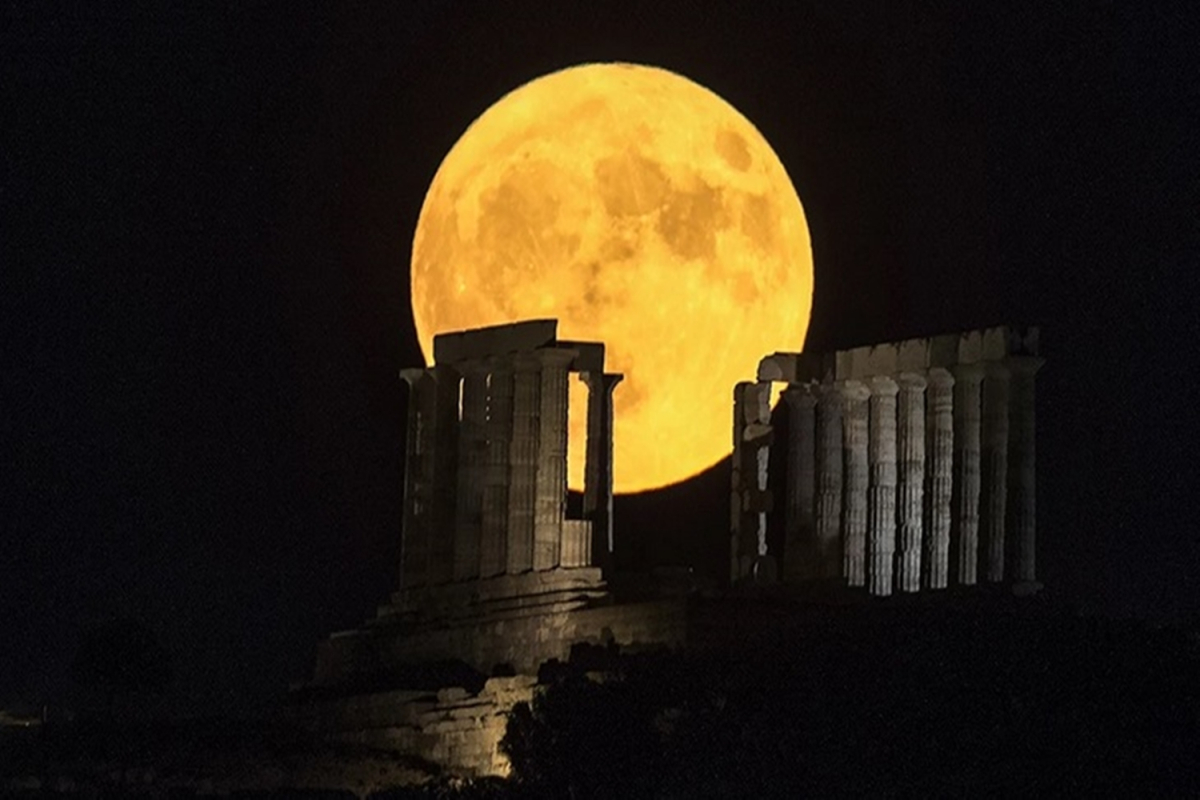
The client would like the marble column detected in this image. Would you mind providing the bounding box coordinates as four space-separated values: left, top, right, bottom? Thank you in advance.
731 381 772 582
783 384 818 582
1007 356 1044 587
867 376 899 596
815 383 844 580
895 372 927 593
981 362 1011 583
479 360 513 578
923 367 955 589
399 368 435 590
428 364 460 586
453 360 488 582
950 363 985 585
506 352 541 574
841 380 870 588
533 349 575 571
583 371 623 569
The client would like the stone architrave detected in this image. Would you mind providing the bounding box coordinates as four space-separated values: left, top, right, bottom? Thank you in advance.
1007 356 1044 587
867 376 899 597
533 348 575 571
428 364 461 586
981 362 1011 583
815 383 844 580
841 380 870 587
950 363 985 585
506 353 541 574
453 361 488 581
399 368 435 590
923 367 955 589
582 371 623 569
479 361 513 578
783 384 818 582
895 372 927 593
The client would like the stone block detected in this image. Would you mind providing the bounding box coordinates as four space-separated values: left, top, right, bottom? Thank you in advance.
434 319 558 363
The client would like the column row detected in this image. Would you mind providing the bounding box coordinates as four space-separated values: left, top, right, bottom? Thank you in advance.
781 357 1041 595
400 351 621 590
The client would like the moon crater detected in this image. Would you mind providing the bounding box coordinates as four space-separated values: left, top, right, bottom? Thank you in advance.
411 63 813 494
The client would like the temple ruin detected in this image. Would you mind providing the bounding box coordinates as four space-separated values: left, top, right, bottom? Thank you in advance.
732 325 1043 596
293 320 1044 777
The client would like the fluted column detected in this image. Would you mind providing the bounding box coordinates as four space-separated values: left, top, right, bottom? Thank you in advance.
867 377 899 596
582 371 623 569
815 383 844 580
506 353 541 574
533 349 575 571
895 373 926 593
428 365 460 585
923 368 955 589
453 361 488 581
479 360 513 577
783 384 818 582
1007 356 1044 587
841 380 870 587
981 362 1011 583
399 368 435 590
950 363 985 585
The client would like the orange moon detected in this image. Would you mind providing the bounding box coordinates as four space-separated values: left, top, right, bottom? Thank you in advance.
411 63 812 494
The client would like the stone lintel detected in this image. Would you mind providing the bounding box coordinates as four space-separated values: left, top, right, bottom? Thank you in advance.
556 340 605 373
433 319 558 364
753 326 1040 386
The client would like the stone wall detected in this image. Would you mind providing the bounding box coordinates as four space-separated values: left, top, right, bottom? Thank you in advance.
315 598 688 683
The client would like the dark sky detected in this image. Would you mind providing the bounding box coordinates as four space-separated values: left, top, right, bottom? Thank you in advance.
3 2 1196 717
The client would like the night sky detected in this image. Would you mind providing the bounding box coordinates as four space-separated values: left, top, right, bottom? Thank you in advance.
3 2 1196 718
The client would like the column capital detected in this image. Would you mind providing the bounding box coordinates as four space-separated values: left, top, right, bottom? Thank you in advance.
400 367 428 386
454 357 489 377
534 346 578 370
840 379 871 402
984 360 1011 380
927 366 956 388
950 362 986 384
783 382 819 410
509 351 546 375
1005 355 1045 377
868 375 899 397
896 371 928 392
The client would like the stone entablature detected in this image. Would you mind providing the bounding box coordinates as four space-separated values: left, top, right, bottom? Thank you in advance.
733 326 1043 596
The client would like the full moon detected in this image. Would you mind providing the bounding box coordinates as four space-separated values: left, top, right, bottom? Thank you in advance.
411 63 812 494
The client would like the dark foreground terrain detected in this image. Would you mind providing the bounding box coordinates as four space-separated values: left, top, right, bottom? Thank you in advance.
4 594 1198 798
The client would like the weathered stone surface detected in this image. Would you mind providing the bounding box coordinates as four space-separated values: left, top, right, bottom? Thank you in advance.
400 369 436 590
454 361 488 581
479 361 513 578
1007 356 1044 587
867 376 899 596
815 383 844 579
783 384 818 582
582 371 622 569
434 319 558 364
430 364 461 586
533 348 574 571
896 372 926 593
951 363 984 585
923 367 955 589
506 353 540 574
841 380 870 587
731 381 773 582
981 362 1011 583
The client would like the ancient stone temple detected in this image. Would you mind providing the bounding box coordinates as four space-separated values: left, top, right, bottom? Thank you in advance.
732 326 1044 597
294 320 1045 779
293 320 685 776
